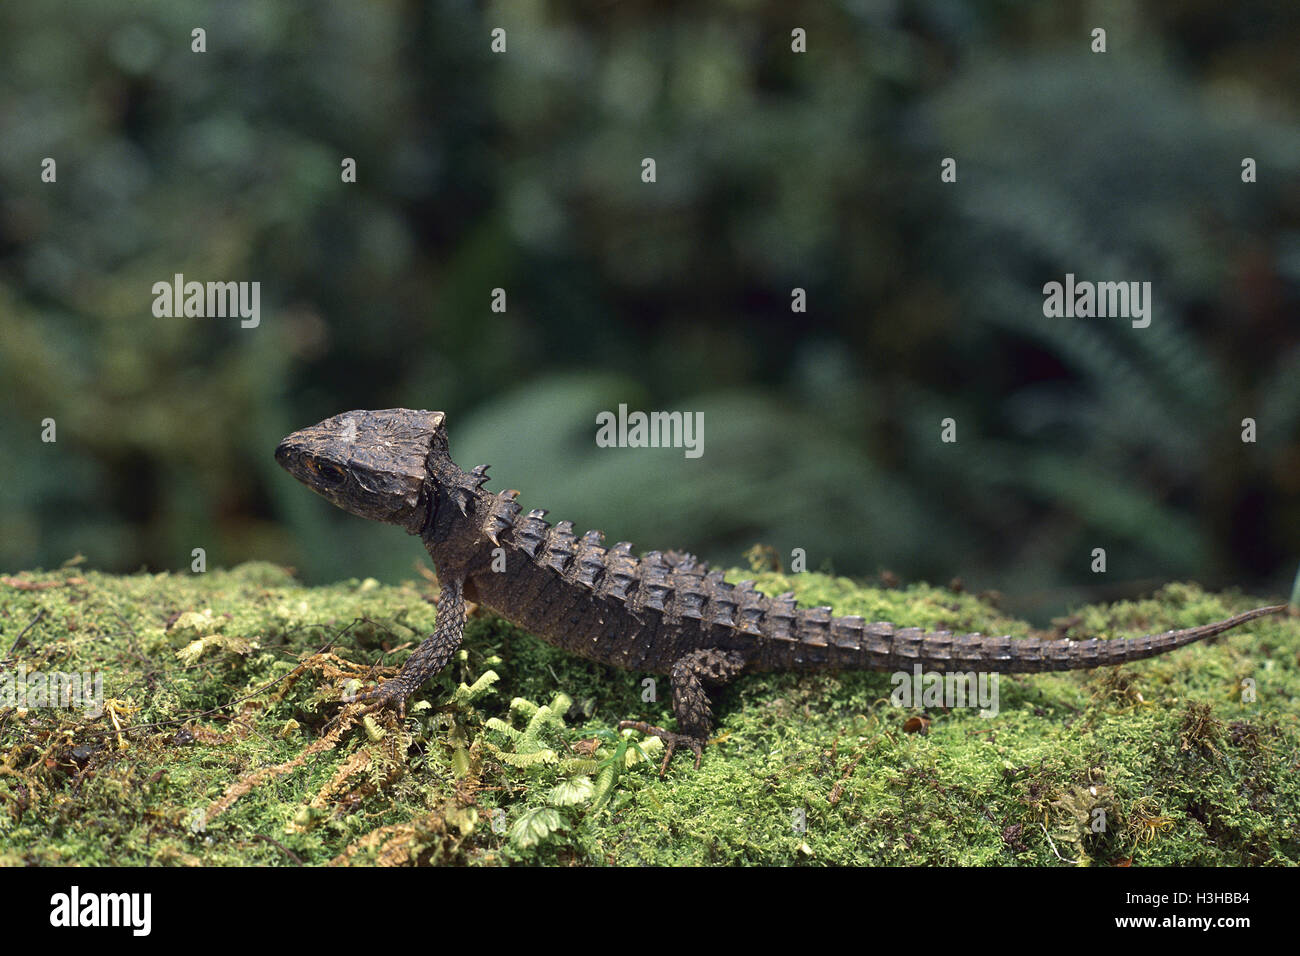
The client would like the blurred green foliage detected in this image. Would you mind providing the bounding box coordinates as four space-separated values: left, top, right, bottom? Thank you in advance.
1 0 1297 621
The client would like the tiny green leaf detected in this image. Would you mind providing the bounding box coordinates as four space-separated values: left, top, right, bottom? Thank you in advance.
548 776 595 806
509 807 563 849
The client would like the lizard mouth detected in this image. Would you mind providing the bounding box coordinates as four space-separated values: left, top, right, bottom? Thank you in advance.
274 434 311 482
273 430 338 494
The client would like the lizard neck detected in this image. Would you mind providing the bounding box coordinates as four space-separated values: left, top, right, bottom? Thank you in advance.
419 469 499 576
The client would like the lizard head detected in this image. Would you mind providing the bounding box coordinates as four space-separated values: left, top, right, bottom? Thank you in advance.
276 409 446 534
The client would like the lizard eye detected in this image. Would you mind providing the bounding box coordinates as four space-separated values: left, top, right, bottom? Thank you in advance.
316 462 348 486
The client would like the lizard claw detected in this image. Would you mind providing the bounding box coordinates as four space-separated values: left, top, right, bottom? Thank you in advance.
618 721 705 777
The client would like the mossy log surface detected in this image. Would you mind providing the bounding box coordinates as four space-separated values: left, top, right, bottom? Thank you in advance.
1 562 1296 866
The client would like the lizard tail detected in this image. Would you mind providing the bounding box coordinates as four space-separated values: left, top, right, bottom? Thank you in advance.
869 603 1288 673
769 603 1288 672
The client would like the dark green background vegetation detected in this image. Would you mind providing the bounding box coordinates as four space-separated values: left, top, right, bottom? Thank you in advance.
3 0 1298 622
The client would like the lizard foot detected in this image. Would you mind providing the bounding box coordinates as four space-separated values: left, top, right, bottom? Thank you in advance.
351 678 412 720
618 721 705 777
318 678 415 736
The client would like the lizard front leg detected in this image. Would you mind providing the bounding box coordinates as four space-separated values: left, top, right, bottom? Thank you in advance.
620 648 746 776
354 576 467 718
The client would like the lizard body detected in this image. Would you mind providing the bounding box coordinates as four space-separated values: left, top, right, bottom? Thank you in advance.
276 408 1286 772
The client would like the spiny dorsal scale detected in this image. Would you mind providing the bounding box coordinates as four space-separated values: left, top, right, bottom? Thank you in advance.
923 630 953 661
862 622 894 656
830 616 865 650
1014 639 1044 667
575 556 605 590
453 468 495 516
543 521 577 574
677 581 707 620
892 627 925 659
571 530 608 591
705 580 738 627
640 564 673 613
675 564 709 584
767 595 799 642
1044 639 1073 665
1070 638 1100 665
603 574 636 602
736 589 766 634
512 510 550 558
483 489 523 545
663 550 702 572
797 607 832 647
599 543 638 601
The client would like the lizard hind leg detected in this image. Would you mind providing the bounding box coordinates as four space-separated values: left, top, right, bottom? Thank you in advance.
353 576 467 719
619 648 746 776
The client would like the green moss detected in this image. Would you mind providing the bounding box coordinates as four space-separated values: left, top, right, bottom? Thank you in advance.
0 563 1295 865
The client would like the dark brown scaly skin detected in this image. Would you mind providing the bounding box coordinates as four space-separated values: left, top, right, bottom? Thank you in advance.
276 408 1288 775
